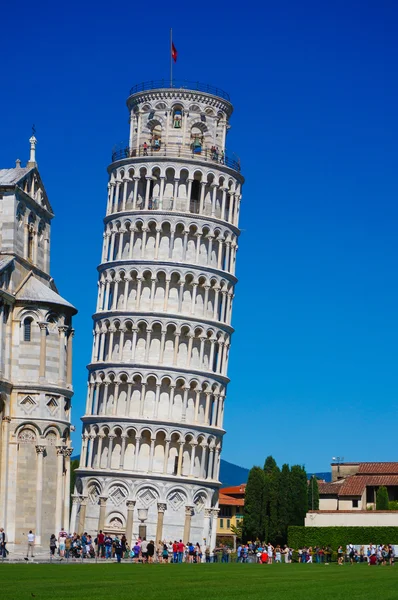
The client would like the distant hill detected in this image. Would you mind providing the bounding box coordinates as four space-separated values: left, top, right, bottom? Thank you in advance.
71 455 331 486
307 472 332 482
219 462 332 486
219 459 250 487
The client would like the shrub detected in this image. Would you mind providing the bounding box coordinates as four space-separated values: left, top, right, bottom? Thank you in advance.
288 526 398 549
376 486 389 510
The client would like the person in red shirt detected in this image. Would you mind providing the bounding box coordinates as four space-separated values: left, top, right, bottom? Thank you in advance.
97 530 105 558
177 540 185 563
172 540 178 563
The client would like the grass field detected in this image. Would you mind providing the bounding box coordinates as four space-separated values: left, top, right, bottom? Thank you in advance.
0 563 397 599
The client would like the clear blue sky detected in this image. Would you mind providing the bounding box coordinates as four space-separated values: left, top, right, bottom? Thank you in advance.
1 1 397 473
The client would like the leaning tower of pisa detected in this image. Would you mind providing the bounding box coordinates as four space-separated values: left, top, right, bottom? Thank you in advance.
71 80 244 548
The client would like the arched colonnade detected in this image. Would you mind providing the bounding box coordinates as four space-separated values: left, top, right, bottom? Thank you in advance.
102 218 238 276
107 166 242 227
80 425 222 482
86 373 225 429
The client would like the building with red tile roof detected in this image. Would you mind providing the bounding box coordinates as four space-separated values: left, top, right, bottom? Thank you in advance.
216 485 245 545
306 462 398 527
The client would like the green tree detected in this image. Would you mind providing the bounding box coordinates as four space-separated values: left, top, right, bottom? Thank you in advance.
289 465 308 526
376 486 389 510
264 456 280 543
243 466 266 541
277 464 291 544
230 523 243 540
308 476 320 511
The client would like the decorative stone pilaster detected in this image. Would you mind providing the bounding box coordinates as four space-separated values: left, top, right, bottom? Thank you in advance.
183 505 194 544
156 503 167 543
55 446 66 533
66 328 75 387
203 508 212 547
98 496 108 531
38 322 47 381
210 508 220 553
78 495 88 534
126 500 136 546
35 445 46 545
63 448 73 529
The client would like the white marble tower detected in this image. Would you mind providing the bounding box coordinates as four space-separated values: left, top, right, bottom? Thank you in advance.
0 138 77 548
72 81 244 548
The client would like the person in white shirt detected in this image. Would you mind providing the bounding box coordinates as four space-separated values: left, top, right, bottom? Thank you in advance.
25 530 35 559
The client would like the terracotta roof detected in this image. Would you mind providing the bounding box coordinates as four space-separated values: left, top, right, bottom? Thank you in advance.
318 481 344 495
339 475 398 496
220 484 246 496
219 492 244 507
358 463 398 475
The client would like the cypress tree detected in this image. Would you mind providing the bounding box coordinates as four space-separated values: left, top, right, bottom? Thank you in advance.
289 465 308 526
308 476 320 511
243 466 266 541
277 463 291 544
376 486 389 510
264 456 280 543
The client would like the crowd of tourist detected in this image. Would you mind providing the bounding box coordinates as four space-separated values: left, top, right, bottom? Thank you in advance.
0 526 396 566
45 530 207 563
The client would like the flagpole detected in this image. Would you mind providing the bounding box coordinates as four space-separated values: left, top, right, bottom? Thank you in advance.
170 28 173 88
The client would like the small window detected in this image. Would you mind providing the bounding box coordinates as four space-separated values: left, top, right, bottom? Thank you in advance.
24 318 33 342
220 518 224 529
28 228 34 261
353 499 359 508
173 456 178 476
227 519 230 529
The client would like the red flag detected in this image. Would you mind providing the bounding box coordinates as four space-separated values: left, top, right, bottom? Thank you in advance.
172 42 177 63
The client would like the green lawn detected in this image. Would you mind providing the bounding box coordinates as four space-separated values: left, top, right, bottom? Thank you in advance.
0 563 397 599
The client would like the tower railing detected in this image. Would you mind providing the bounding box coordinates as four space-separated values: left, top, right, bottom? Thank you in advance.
111 143 241 173
128 80 230 101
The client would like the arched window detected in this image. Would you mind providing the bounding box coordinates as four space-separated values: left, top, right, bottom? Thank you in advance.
172 106 182 129
24 317 33 342
28 226 34 260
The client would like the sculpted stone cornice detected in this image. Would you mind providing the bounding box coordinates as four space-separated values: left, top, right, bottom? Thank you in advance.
92 302 236 334
97 258 238 285
127 88 232 115
86 361 230 386
80 415 225 438
102 206 242 234
87 360 229 386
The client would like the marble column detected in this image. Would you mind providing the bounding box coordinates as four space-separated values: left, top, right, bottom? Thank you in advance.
177 441 184 476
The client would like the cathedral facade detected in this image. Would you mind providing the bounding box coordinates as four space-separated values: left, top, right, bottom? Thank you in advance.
72 81 244 547
0 137 77 548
